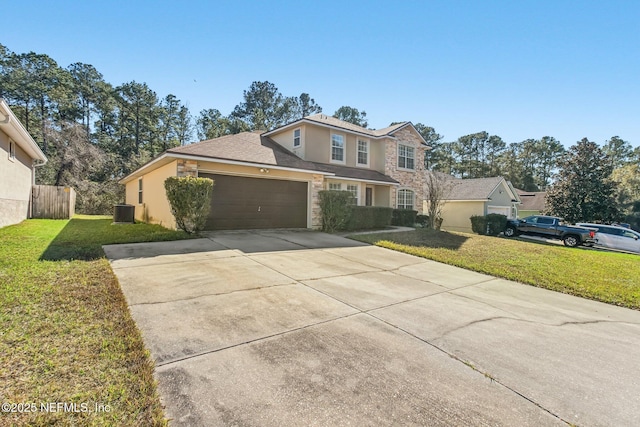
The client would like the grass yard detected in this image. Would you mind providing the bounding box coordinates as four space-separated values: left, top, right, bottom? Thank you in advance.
352 229 640 310
0 216 190 426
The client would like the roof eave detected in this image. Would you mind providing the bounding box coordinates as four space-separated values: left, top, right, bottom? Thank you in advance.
326 175 399 186
0 99 47 163
387 122 429 146
264 118 394 140
445 198 491 202
119 152 333 184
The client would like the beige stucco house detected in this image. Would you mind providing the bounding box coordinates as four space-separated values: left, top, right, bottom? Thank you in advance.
120 114 430 230
431 176 521 233
0 99 48 228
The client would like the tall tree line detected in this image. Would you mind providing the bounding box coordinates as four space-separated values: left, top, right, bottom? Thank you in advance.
427 133 566 191
0 45 323 213
1 43 637 218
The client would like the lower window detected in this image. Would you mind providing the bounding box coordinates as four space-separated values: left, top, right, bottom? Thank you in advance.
397 189 414 210
347 184 358 205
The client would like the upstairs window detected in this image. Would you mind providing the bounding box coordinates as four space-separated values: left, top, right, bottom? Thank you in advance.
398 144 415 170
357 139 369 166
331 134 344 162
293 128 301 147
397 189 414 210
138 178 143 204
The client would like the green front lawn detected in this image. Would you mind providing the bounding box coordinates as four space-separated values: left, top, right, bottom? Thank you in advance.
352 229 640 310
0 216 190 426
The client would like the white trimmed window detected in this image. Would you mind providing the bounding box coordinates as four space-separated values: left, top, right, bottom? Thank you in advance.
331 134 345 163
347 184 358 205
398 144 415 170
293 128 301 147
328 183 342 191
138 178 143 204
397 189 414 210
8 140 15 160
357 139 369 166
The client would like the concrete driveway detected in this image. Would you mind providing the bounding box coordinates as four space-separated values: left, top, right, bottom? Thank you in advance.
104 230 640 427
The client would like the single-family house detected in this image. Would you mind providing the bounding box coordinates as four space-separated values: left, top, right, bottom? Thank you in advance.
120 114 430 230
432 176 521 233
0 99 48 228
516 189 546 218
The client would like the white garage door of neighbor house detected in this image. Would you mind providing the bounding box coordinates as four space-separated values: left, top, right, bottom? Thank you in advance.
487 206 510 217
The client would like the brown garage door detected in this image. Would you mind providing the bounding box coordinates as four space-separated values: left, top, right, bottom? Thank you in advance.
199 173 308 230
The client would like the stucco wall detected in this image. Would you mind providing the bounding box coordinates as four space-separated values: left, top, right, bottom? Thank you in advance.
489 183 516 208
439 201 485 233
518 209 540 219
0 129 33 228
302 125 329 164
126 160 178 228
269 126 307 160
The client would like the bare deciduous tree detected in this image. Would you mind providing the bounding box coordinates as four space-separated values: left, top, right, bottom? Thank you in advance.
424 171 457 230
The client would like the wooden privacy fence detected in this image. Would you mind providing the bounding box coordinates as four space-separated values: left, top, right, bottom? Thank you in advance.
31 185 76 219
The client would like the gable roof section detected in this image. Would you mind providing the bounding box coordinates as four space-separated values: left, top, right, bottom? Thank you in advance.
443 176 520 202
263 114 428 145
516 189 546 211
168 131 317 171
0 99 47 163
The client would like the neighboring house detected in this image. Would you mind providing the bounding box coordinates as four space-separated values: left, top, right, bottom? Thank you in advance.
431 176 521 233
0 99 48 228
120 114 429 230
516 189 546 218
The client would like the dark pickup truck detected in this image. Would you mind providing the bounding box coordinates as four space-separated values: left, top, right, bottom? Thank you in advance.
504 215 596 247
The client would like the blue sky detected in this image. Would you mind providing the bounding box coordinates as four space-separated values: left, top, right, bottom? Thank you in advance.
3 0 639 147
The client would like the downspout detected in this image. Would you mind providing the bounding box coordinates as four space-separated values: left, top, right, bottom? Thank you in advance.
0 113 9 125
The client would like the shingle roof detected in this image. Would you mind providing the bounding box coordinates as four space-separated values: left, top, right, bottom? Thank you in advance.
516 190 547 211
167 132 319 171
304 114 412 138
311 162 399 184
445 176 505 200
167 131 399 185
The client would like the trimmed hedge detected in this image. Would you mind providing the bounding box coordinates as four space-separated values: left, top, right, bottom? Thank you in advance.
415 214 430 228
346 206 393 231
392 209 418 226
319 190 353 232
164 176 214 234
319 190 394 232
470 213 508 236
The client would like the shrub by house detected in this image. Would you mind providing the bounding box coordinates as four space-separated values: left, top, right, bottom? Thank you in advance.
164 176 214 234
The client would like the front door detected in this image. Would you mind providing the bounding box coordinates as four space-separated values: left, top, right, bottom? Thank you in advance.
365 187 373 206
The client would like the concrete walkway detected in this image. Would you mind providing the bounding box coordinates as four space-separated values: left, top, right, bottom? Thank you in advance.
104 230 640 427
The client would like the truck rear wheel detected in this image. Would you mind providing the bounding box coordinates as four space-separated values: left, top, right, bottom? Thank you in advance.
504 226 517 237
563 235 579 247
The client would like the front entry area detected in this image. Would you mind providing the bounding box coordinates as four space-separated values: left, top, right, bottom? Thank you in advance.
199 173 308 230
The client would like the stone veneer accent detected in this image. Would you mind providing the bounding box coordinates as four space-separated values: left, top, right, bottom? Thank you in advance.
177 159 198 177
310 174 325 229
384 127 429 214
